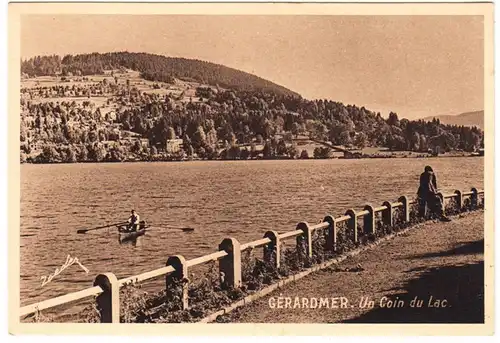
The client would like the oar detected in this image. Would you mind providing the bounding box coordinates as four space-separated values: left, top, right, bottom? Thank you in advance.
151 225 195 232
77 222 128 234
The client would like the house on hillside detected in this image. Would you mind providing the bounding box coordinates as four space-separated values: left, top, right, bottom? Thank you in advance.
102 141 118 149
102 110 117 122
140 138 150 149
166 139 184 153
121 130 141 138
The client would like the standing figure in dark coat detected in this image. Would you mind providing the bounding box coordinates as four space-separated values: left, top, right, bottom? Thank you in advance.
417 166 451 221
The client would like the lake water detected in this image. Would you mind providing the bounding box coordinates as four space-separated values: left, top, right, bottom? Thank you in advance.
20 157 484 307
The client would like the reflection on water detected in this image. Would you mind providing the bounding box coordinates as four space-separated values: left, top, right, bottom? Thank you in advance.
20 158 483 306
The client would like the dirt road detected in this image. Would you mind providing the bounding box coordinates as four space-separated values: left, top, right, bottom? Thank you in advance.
226 211 485 323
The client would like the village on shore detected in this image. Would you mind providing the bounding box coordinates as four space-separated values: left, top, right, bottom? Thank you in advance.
20 54 484 164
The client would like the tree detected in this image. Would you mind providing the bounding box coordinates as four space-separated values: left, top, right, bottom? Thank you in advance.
122 119 132 131
419 135 428 152
387 112 400 127
166 126 176 140
228 132 237 146
192 126 207 149
218 122 234 142
291 122 301 138
338 131 352 146
283 132 293 142
255 134 264 144
78 145 88 161
107 146 125 162
276 139 288 156
313 147 332 159
262 118 274 139
409 132 421 151
328 121 344 144
287 144 299 159
87 143 106 162
197 146 206 159
250 142 258 159
183 134 192 148
313 147 322 159
312 122 328 141
263 142 273 159
80 131 89 144
150 146 158 156
88 130 98 143
20 123 27 142
226 145 241 160
133 116 146 134
64 146 77 163
387 134 406 151
354 132 367 149
206 127 218 148
185 143 194 156
300 150 309 159
38 145 60 163
240 148 250 160
132 140 143 154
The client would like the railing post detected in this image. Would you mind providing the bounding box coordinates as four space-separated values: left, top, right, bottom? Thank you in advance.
382 201 393 227
219 237 242 289
363 205 375 235
398 196 410 223
323 215 337 252
296 222 312 259
166 255 189 310
471 187 478 208
345 209 358 243
263 230 280 269
454 190 463 211
94 273 120 323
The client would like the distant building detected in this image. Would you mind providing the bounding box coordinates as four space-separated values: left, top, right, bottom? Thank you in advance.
121 130 141 138
140 138 150 149
166 139 183 153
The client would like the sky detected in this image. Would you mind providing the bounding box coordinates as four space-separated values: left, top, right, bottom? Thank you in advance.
21 15 484 119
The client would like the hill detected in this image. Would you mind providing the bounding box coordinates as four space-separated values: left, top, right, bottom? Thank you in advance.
21 52 300 97
422 110 484 129
19 53 484 164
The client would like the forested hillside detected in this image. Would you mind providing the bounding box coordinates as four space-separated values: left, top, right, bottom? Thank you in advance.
21 52 299 97
20 53 484 163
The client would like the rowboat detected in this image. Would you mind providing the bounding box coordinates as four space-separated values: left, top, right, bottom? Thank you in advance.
118 221 148 243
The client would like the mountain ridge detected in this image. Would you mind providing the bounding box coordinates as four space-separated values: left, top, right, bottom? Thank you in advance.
422 110 483 129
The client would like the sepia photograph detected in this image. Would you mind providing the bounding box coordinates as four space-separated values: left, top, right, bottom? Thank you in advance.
8 1 494 335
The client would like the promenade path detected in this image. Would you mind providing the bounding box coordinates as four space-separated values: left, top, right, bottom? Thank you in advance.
226 211 485 323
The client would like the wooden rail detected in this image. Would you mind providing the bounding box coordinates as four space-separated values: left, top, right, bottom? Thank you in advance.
20 188 484 323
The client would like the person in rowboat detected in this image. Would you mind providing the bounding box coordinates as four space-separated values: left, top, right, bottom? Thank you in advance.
127 209 141 232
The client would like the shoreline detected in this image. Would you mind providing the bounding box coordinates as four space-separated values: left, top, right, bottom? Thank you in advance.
20 153 483 165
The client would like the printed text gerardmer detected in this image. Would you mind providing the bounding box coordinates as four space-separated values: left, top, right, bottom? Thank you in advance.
268 296 449 309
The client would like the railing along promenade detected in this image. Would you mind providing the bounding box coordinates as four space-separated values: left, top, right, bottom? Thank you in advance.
19 187 485 323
